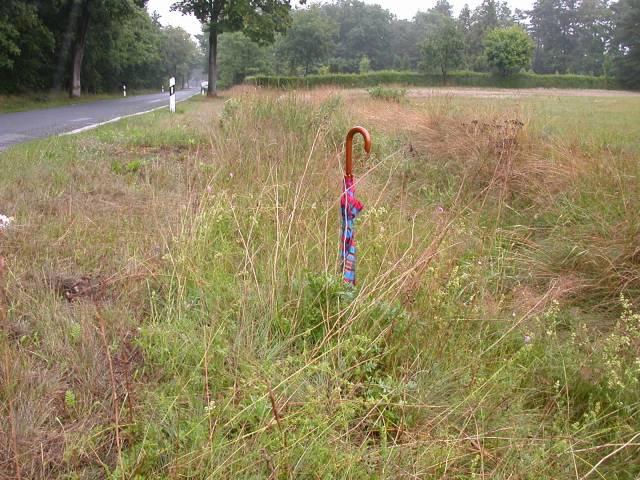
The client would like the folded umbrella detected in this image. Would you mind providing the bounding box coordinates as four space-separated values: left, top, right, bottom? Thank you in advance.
340 127 372 285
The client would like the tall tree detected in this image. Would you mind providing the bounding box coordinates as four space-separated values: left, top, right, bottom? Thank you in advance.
389 19 422 69
465 0 514 70
323 0 394 72
277 7 336 75
160 26 199 88
433 0 454 17
0 1 54 91
421 17 465 82
171 0 304 96
67 0 146 97
216 32 271 87
527 0 613 74
458 4 473 33
572 0 613 74
613 0 640 87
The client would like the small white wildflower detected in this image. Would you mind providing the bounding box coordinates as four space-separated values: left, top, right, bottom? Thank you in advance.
524 335 532 345
0 214 14 229
204 400 217 414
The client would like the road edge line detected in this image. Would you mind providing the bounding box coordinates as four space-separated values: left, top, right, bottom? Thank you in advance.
59 92 196 137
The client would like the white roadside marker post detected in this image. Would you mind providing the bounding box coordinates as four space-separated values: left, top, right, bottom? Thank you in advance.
169 77 176 113
162 85 164 93
123 84 127 97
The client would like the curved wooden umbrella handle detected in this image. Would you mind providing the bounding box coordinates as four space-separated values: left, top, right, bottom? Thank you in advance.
345 126 372 179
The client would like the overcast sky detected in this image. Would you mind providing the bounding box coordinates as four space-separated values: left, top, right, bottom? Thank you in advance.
147 0 534 36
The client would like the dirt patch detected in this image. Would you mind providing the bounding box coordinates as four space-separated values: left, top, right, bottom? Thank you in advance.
52 275 104 302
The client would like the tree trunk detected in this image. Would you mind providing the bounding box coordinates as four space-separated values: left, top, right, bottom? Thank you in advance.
69 0 90 98
207 25 218 97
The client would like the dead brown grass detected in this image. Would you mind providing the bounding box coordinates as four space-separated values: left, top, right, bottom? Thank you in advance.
1 89 638 477
0 98 225 478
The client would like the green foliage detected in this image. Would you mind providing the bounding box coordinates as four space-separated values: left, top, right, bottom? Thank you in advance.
421 17 465 81
613 0 640 88
0 1 54 90
323 0 395 72
4 84 640 477
111 159 144 175
216 32 271 88
159 26 200 87
368 85 406 102
358 55 371 74
0 0 634 94
528 0 614 75
116 93 640 477
247 69 616 89
64 389 77 410
461 0 514 71
0 0 201 94
484 26 534 76
172 0 303 94
277 7 337 75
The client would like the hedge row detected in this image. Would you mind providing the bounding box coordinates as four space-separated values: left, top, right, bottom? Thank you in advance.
246 70 618 90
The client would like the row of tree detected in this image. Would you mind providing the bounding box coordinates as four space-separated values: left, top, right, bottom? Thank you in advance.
1 0 638 96
0 0 201 95
212 0 640 89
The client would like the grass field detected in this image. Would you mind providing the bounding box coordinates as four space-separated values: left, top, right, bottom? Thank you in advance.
1 87 639 478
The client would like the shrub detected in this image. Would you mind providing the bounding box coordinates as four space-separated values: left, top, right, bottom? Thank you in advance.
484 27 535 77
421 18 465 82
368 85 407 102
359 55 371 74
246 69 617 90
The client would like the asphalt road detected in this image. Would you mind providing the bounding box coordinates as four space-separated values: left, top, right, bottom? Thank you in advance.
0 88 199 151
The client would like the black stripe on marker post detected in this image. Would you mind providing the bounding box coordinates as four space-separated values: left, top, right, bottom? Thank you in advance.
169 86 175 96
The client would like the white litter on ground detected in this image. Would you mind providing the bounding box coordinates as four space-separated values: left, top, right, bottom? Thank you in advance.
0 214 14 229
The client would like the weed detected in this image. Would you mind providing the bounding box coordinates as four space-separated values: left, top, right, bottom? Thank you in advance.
2 89 640 478
368 86 407 102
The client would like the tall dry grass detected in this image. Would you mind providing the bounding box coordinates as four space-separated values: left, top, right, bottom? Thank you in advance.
1 89 639 478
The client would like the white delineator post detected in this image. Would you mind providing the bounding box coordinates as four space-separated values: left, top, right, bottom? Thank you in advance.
123 84 126 97
169 77 176 113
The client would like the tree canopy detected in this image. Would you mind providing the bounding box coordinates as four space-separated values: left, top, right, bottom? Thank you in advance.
613 0 640 87
1 0 638 96
277 7 336 75
485 26 534 76
0 0 202 95
171 0 305 95
421 18 465 82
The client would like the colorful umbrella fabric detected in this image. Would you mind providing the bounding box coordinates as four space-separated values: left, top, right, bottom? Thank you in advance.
341 175 363 284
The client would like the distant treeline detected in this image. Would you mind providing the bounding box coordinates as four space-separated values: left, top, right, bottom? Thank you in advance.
217 0 640 90
2 0 639 95
247 70 617 90
0 0 202 95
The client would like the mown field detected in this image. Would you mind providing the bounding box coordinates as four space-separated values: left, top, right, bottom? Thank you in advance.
1 87 639 479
